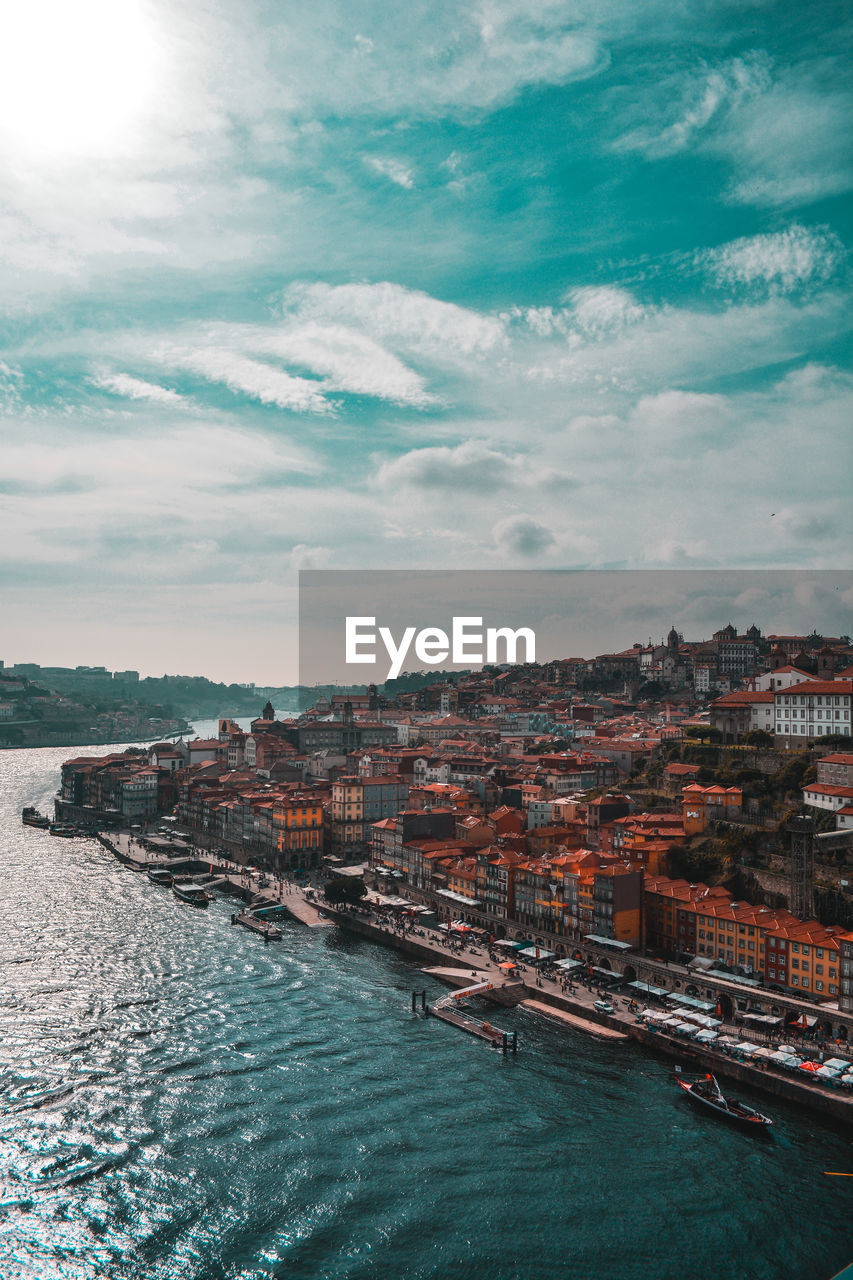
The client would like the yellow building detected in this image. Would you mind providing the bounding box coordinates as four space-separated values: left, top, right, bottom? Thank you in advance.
272 793 324 869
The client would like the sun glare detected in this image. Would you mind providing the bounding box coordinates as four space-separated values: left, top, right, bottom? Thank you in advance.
0 0 160 158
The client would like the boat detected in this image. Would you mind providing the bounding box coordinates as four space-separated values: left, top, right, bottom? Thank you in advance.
674 1068 773 1129
21 807 50 829
148 866 174 886
172 881 211 907
49 823 83 838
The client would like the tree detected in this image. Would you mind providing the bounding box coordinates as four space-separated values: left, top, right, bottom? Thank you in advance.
324 876 368 905
743 729 773 749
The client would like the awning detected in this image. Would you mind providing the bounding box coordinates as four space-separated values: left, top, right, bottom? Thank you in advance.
667 992 717 1013
742 1012 782 1027
628 980 669 998
518 947 555 961
585 964 619 979
555 958 583 972
680 1012 722 1029
583 934 633 951
435 889 482 905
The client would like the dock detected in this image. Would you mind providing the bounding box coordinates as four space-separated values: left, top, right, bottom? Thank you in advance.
521 999 629 1041
232 910 283 941
425 980 518 1054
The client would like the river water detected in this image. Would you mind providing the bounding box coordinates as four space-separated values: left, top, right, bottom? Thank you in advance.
1 744 851 1280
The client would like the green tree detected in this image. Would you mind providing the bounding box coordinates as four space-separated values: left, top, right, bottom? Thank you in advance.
324 877 368 905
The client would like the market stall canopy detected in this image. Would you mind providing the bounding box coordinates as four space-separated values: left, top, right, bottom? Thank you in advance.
628 981 669 998
667 992 717 1013
518 947 554 961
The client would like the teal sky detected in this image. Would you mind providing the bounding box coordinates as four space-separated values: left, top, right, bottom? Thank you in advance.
1 1 851 682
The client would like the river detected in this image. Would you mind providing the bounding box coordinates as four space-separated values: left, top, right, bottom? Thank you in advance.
1 743 851 1280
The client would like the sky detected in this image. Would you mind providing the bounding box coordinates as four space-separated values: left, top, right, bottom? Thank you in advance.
1 0 851 683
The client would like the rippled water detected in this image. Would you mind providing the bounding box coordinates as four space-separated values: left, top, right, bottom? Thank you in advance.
2 744 852 1280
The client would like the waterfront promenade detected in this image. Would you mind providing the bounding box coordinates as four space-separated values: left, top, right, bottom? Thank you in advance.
317 902 853 1129
88 828 853 1128
99 831 333 927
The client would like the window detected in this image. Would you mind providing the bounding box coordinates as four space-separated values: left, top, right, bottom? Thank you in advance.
816 981 824 992
829 985 837 994
816 965 824 976
791 976 799 985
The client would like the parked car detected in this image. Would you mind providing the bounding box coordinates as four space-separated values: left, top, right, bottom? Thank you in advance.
594 1000 615 1015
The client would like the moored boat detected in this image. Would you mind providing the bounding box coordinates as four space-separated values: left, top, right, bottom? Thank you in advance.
49 823 83 838
148 866 174 886
172 881 211 907
22 807 50 829
674 1069 773 1129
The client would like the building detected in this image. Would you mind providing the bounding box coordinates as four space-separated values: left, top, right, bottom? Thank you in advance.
681 784 743 835
645 875 845 1000
272 794 324 871
329 775 410 857
817 754 853 787
773 680 852 749
710 691 775 742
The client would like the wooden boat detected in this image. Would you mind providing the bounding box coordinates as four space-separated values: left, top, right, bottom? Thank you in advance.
22 807 50 829
172 881 210 907
675 1068 773 1128
147 866 173 886
49 823 82 838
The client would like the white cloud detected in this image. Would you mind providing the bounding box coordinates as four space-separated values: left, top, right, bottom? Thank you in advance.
702 225 842 292
376 441 516 490
628 390 732 443
492 513 555 556
290 543 331 570
720 81 853 207
615 53 771 159
282 281 505 359
566 285 647 336
91 372 184 404
251 321 434 406
163 347 331 414
364 156 415 189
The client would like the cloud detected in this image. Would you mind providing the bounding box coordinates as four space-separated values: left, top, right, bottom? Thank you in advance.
91 372 184 404
628 390 732 442
162 347 331 414
615 53 771 159
272 7 608 118
281 281 505 359
376 441 517 490
290 543 331 570
701 225 843 293
364 156 414 189
720 80 853 207
248 321 434 406
566 285 647 336
492 514 555 556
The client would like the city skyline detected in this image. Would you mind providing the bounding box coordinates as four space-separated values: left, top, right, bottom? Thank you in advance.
1 2 851 683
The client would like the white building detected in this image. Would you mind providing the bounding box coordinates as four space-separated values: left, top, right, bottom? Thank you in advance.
773 680 852 749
